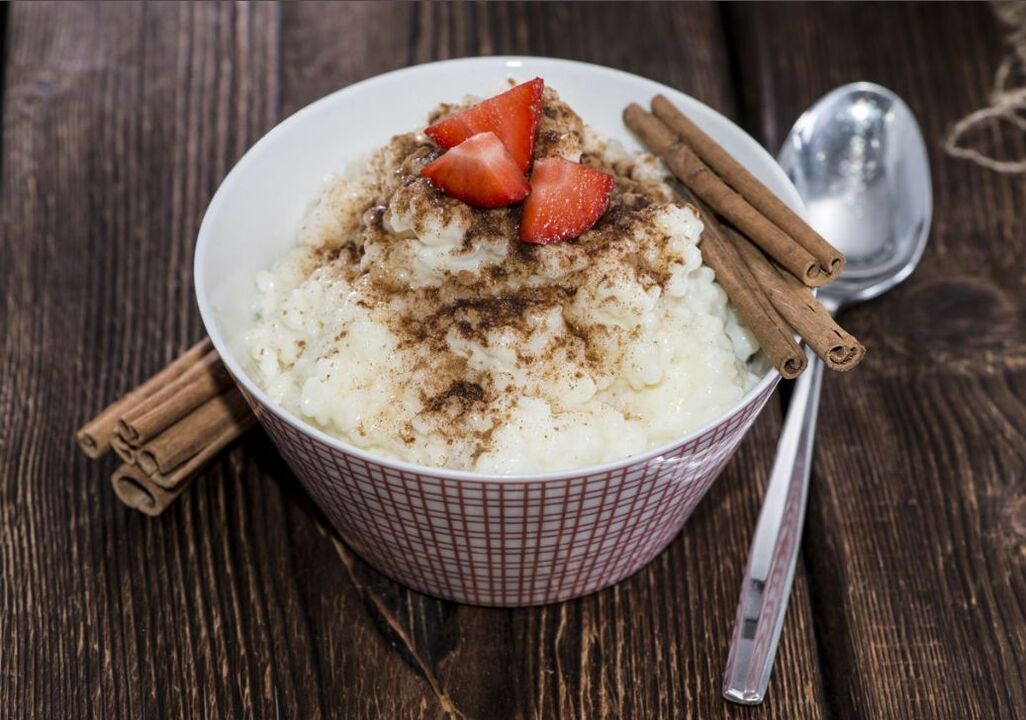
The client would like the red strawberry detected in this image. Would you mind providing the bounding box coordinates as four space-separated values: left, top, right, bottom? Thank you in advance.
520 157 614 244
421 132 529 208
425 78 544 173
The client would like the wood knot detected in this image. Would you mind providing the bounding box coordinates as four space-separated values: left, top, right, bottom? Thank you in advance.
1005 494 1026 544
885 276 1022 372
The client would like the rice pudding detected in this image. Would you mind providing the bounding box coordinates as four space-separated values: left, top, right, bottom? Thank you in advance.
245 83 762 473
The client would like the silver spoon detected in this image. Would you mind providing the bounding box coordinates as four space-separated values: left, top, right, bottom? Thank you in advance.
722 82 932 705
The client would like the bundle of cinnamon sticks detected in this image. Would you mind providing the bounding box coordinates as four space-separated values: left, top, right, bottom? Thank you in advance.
75 338 255 516
623 97 865 379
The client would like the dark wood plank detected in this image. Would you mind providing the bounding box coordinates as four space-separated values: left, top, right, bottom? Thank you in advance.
0 3 334 719
728 2 1026 718
277 3 827 719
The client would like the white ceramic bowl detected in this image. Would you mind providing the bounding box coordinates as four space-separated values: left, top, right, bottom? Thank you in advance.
195 57 801 606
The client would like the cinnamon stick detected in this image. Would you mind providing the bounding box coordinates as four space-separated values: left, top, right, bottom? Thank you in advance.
727 226 866 371
651 95 844 281
117 349 232 445
111 463 191 517
136 388 251 476
147 410 255 490
75 337 212 458
110 432 138 465
688 195 807 379
623 104 826 287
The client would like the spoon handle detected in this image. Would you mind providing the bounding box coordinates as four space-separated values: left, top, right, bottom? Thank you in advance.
722 346 823 705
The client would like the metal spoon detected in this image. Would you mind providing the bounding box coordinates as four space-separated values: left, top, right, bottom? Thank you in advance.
722 82 932 705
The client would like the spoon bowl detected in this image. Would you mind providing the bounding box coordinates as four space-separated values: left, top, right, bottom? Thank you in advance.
778 82 932 310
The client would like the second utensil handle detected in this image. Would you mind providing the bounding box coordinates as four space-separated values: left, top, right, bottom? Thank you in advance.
723 347 824 705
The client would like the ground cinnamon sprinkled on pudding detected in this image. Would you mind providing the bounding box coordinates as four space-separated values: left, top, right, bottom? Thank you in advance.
246 84 764 473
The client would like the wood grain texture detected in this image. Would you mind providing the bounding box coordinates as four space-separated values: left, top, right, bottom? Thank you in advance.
5 1 1020 719
728 2 1026 719
0 3 326 719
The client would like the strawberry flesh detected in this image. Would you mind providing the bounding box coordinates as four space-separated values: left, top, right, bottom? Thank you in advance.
421 132 529 208
520 157 614 244
425 78 544 173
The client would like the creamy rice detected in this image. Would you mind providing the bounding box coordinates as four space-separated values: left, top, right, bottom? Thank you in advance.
245 87 762 473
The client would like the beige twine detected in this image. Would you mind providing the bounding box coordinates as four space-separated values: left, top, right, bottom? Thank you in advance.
944 2 1026 173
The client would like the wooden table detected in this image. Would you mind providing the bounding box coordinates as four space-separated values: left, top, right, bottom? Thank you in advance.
3 3 1025 718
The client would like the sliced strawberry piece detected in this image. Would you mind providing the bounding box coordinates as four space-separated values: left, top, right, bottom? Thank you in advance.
520 157 614 244
421 132 529 208
425 78 544 173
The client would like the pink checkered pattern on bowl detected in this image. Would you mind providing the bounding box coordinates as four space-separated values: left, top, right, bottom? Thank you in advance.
237 377 778 607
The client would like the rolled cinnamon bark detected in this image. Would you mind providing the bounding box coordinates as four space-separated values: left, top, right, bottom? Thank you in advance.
75 338 212 458
147 407 255 490
136 388 251 476
111 463 190 517
623 104 826 287
110 432 138 465
117 349 232 445
688 196 807 379
727 227 866 371
651 95 844 282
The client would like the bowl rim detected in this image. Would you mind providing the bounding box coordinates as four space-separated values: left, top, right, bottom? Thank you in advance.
194 55 797 484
